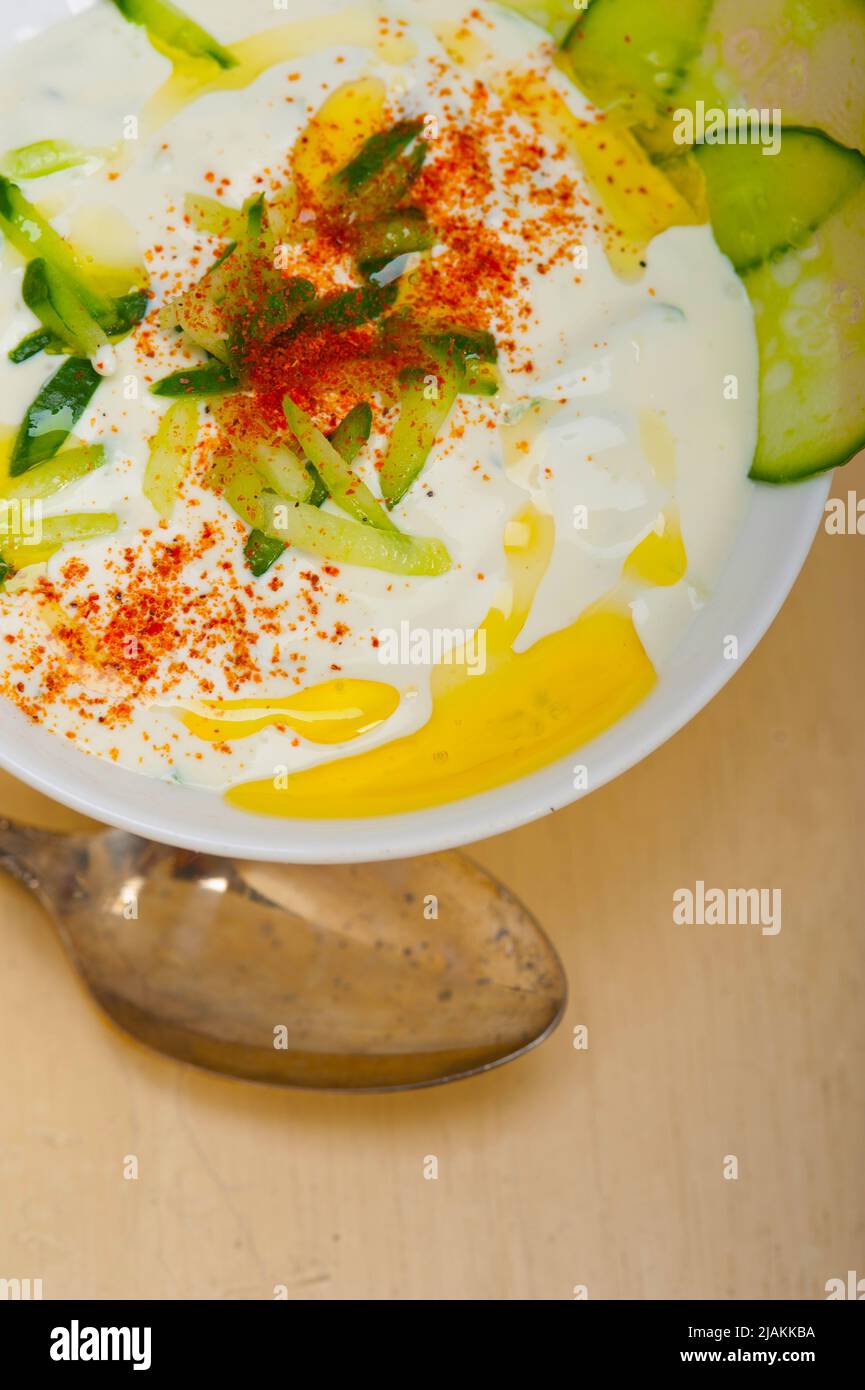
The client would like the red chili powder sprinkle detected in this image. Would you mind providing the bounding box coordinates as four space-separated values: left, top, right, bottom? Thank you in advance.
0 53 597 759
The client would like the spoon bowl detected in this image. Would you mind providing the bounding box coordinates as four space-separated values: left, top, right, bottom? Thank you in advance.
0 818 566 1090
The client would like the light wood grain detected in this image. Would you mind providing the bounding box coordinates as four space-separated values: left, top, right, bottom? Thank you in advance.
0 460 863 1301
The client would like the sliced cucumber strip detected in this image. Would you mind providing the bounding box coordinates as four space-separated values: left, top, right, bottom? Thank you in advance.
109 0 237 69
697 128 865 272
242 405 373 577
328 119 427 214
0 176 116 326
228 275 315 372
223 463 263 528
356 208 436 278
425 324 498 364
328 402 373 464
253 446 313 504
8 328 63 364
1 445 105 501
460 360 501 396
23 258 108 358
183 192 244 239
143 399 199 517
1 140 97 180
151 361 238 396
283 397 395 532
256 494 451 577
290 283 398 338
747 180 865 481
107 290 150 337
2 513 118 570
379 363 460 507
10 358 102 476
243 530 286 579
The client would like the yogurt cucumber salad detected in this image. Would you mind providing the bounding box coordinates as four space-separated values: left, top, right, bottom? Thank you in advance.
0 0 862 819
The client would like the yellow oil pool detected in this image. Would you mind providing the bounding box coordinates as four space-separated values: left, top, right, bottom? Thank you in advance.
223 507 657 818
178 678 400 745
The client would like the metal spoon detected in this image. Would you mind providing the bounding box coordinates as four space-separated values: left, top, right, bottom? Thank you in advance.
0 817 566 1091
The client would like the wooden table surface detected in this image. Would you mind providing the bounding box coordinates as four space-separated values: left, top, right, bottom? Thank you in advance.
1 460 863 1302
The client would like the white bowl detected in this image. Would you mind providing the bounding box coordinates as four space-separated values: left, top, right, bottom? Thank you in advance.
0 0 831 861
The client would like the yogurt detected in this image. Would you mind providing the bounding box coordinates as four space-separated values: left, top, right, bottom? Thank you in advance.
0 0 758 814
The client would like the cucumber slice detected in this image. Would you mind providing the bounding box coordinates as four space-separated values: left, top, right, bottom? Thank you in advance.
556 4 865 481
563 0 711 122
675 0 865 156
561 1 865 163
696 128 865 272
747 180 865 481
